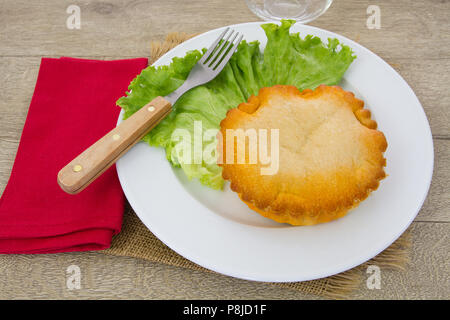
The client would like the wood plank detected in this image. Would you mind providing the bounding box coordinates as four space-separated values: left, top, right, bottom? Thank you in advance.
417 139 450 222
387 58 450 139
311 0 450 61
0 0 448 60
0 0 259 58
351 222 449 299
0 222 447 299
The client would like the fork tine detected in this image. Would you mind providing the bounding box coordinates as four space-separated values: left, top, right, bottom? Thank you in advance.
199 27 229 64
212 33 243 70
207 30 235 67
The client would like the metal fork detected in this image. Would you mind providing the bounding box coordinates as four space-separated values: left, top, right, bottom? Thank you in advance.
58 28 243 194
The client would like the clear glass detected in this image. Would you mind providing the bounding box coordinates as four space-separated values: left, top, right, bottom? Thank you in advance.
245 0 333 23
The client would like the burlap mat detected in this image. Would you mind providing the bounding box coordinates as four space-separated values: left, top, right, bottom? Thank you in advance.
103 32 411 299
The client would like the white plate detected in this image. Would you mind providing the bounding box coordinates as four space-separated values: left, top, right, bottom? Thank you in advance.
116 22 433 282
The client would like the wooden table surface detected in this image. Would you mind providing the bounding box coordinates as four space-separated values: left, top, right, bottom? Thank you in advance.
0 0 448 299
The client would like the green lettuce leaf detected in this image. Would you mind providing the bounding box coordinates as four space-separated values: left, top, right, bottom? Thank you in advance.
117 20 356 189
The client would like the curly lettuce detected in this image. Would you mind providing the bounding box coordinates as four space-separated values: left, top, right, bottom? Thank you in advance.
117 20 356 189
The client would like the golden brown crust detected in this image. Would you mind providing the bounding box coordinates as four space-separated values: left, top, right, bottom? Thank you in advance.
218 85 387 226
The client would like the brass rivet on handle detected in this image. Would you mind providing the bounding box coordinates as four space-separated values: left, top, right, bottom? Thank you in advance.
112 134 120 140
147 106 155 112
73 165 82 172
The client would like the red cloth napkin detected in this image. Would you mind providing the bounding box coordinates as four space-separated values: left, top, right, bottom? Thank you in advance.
0 57 148 253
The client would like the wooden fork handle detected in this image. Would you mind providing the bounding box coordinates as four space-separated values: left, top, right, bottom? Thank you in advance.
57 96 172 194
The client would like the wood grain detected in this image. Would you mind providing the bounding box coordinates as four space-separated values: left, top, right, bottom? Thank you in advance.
58 96 172 194
1 0 448 60
0 222 447 299
0 0 448 299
